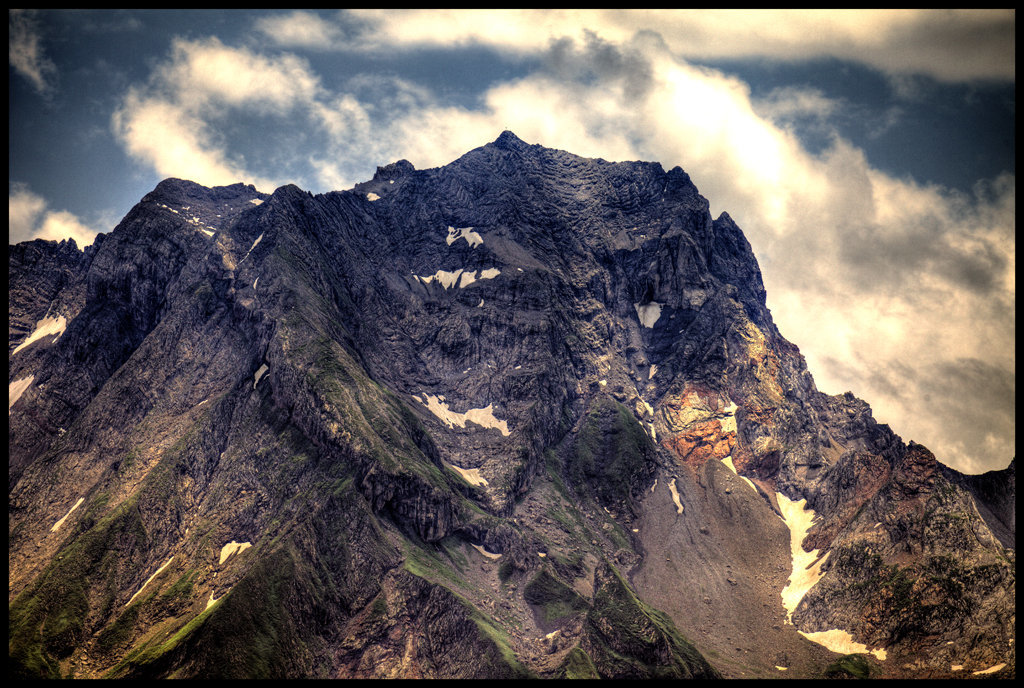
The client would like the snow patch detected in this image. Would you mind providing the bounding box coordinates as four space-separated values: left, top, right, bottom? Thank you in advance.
973 663 1006 675
650 478 658 493
51 497 85 532
9 375 35 414
126 557 174 607
366 192 380 201
951 665 963 672
798 629 887 661
448 463 488 487
415 268 500 289
416 393 510 436
776 492 829 623
206 590 223 610
633 302 663 328
219 540 252 565
249 198 263 205
253 363 268 389
12 315 67 355
722 456 756 491
775 666 788 671
446 225 483 248
471 543 502 560
668 478 683 514
648 364 658 379
720 400 738 433
240 232 264 263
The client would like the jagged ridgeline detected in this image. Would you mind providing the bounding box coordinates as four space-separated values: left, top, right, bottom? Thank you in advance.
8 132 1014 679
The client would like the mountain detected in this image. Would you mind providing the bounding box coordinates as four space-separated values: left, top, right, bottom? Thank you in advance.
8 132 1014 679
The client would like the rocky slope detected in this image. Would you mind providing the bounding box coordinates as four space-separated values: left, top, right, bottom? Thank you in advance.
8 132 1014 679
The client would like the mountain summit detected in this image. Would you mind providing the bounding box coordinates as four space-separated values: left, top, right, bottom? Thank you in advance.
8 134 1014 679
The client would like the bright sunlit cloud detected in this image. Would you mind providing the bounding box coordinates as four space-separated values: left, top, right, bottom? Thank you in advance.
9 184 100 247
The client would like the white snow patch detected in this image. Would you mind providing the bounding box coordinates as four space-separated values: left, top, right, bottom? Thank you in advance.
458 270 478 288
219 540 252 565
479 267 500 280
599 379 607 387
775 666 788 671
951 665 963 672
633 302 663 328
649 364 658 379
477 299 484 307
249 198 263 205
12 315 67 355
722 456 756 491
253 277 259 289
776 492 829 623
416 268 464 289
668 478 683 514
650 478 658 493
51 497 85 532
417 393 510 436
366 192 380 201
206 590 223 610
720 400 738 434
448 463 488 487
538 552 547 557
126 557 174 607
446 226 483 248
253 363 268 389
9 375 35 414
647 422 657 442
973 663 1006 675
472 543 502 560
798 629 887 661
240 233 264 263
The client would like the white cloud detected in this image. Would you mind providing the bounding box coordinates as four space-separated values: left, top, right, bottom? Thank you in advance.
346 9 1015 83
9 184 100 247
253 10 346 49
9 9 57 96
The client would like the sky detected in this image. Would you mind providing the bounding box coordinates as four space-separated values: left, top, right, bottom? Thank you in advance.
8 9 1015 475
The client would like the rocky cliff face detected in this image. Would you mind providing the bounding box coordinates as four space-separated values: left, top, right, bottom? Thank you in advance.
8 132 1014 679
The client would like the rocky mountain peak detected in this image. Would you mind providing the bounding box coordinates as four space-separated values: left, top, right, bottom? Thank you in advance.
491 129 530 151
8 134 1014 680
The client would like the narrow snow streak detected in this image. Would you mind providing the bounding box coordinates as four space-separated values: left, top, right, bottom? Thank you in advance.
668 478 683 513
12 315 67 355
472 543 502 560
973 663 1006 675
253 363 268 389
126 557 174 607
798 629 887 661
51 497 85 532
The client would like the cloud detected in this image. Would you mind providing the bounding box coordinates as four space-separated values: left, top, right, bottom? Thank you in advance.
9 9 57 96
253 10 347 49
111 37 329 190
345 9 1015 83
9 184 100 247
